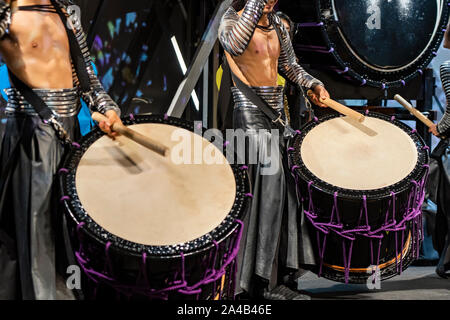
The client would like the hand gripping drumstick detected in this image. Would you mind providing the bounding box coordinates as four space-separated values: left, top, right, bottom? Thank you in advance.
92 112 169 157
307 90 366 123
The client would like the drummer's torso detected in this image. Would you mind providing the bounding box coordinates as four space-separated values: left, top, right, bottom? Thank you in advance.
227 15 281 87
0 0 74 89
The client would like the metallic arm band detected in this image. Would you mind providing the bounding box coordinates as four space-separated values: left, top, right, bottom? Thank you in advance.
272 14 324 90
67 5 121 116
438 61 450 136
218 0 267 56
0 1 11 40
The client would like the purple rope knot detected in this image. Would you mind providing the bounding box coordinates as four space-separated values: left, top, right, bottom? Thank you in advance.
129 113 135 121
291 165 300 173
365 109 369 115
391 116 396 122
60 195 70 203
338 67 349 74
245 193 254 199
223 141 230 147
382 83 386 90
287 147 295 152
411 129 417 134
164 113 169 120
313 117 319 123
422 146 430 151
72 142 81 149
418 69 423 75
296 130 302 135
240 165 248 171
361 79 367 86
58 168 69 174
401 80 406 86
76 222 85 233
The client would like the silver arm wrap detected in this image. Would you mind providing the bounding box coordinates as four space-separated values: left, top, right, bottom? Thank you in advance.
0 1 11 40
63 2 121 116
438 60 450 135
218 0 267 56
272 14 324 90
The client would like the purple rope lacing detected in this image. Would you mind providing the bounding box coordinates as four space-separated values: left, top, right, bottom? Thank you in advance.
296 44 334 54
291 163 429 283
298 22 324 27
73 219 245 300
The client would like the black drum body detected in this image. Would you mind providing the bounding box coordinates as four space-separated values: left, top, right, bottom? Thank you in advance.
288 112 430 284
59 115 251 300
280 0 450 88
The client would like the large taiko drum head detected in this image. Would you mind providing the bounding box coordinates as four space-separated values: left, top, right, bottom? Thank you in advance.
75 123 236 246
300 116 418 190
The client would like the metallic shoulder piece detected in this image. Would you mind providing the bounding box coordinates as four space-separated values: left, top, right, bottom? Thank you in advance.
0 1 11 40
218 0 267 56
272 13 324 90
438 60 450 136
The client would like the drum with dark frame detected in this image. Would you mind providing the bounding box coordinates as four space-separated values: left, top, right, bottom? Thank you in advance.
59 114 250 300
288 112 430 283
279 0 450 89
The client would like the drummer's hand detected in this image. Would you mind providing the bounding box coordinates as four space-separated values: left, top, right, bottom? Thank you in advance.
310 85 330 108
429 124 440 137
98 110 122 140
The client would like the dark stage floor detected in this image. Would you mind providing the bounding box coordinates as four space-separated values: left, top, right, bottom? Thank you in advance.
297 266 450 300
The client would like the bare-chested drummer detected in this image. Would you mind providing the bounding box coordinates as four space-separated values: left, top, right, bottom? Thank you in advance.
0 0 122 299
218 0 330 299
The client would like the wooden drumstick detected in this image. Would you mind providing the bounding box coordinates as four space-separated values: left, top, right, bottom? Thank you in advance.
394 94 436 128
92 112 169 157
394 94 447 139
307 90 365 123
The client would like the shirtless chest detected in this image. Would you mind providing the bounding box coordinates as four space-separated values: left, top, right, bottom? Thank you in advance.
1 9 70 57
245 28 280 60
229 27 281 86
0 1 74 88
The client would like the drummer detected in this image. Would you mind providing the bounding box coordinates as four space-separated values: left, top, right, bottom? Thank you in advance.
428 22 450 279
218 0 330 299
0 0 122 300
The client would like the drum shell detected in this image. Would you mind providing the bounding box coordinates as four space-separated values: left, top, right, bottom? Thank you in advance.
288 112 429 283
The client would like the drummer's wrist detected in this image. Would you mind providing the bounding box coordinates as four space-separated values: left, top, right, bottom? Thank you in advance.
311 83 325 92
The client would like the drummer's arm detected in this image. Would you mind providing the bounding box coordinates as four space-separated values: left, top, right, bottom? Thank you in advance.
444 22 450 49
218 0 268 56
436 106 450 137
436 62 450 137
275 15 329 108
66 4 121 137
